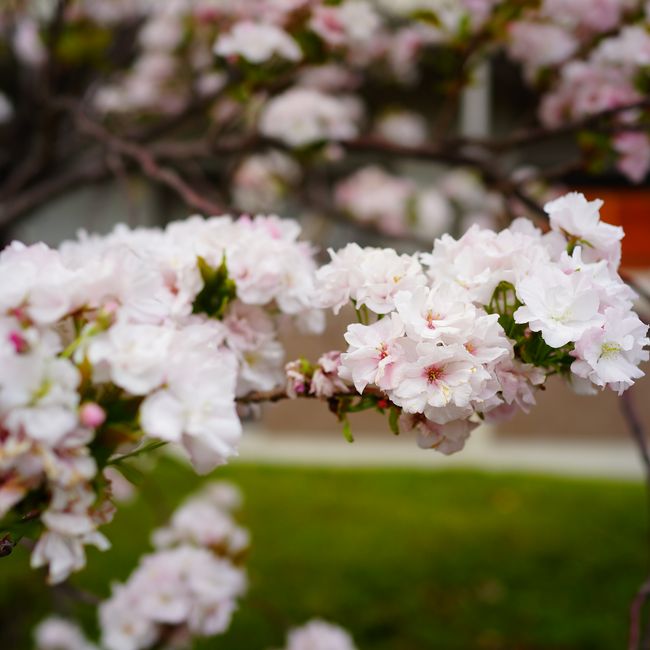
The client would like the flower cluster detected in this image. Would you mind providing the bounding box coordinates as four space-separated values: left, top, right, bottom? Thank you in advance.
0 213 321 583
334 166 506 239
315 192 647 453
507 4 650 182
34 481 249 650
286 351 348 400
99 481 248 650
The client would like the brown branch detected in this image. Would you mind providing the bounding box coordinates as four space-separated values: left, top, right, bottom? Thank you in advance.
236 388 311 404
60 100 225 216
458 99 650 153
621 390 650 476
236 386 383 405
630 577 650 650
53 580 102 607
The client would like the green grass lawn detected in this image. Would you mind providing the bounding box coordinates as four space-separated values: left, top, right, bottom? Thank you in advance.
0 458 646 649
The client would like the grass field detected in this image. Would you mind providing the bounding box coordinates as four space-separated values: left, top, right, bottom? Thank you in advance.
0 458 646 649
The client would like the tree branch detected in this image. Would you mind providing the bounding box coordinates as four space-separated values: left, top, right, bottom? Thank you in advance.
61 100 225 216
457 99 650 153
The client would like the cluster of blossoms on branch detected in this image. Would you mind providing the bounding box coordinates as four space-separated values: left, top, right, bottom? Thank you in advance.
33 480 358 650
34 481 355 650
334 164 505 239
0 191 647 589
1 0 649 235
308 191 648 452
0 213 321 583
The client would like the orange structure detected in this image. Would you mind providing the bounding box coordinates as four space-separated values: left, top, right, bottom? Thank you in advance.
580 187 650 268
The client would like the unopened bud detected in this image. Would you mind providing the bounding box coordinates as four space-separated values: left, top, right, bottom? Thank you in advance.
8 330 28 354
79 402 106 428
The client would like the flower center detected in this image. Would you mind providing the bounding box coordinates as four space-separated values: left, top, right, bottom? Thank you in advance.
425 310 441 329
551 309 572 323
424 364 444 384
377 342 389 359
599 342 621 359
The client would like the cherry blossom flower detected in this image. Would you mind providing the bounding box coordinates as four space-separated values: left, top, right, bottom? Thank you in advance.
400 413 479 455
390 341 478 413
393 285 476 343
544 192 624 266
514 265 604 348
310 0 382 48
339 313 406 393
140 346 241 474
571 307 649 394
259 87 362 147
375 110 428 146
34 617 97 650
311 351 349 398
214 21 302 63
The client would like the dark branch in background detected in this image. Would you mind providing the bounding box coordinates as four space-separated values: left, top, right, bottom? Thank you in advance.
457 98 650 152
59 100 226 216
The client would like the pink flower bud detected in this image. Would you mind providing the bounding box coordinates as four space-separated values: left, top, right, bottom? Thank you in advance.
8 330 28 353
79 402 106 428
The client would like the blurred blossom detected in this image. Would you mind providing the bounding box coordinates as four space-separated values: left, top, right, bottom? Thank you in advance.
375 110 429 147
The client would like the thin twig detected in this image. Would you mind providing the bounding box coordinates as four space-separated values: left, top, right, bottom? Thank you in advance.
621 390 650 477
53 580 102 607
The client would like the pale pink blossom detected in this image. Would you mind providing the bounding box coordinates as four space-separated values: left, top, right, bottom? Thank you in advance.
215 21 302 63
393 285 476 343
34 617 97 650
259 87 362 147
311 351 348 397
140 346 241 474
339 313 406 393
390 342 478 413
544 192 623 266
375 110 428 146
310 0 382 47
508 21 578 79
571 307 648 394
514 265 604 348
401 413 479 455
613 132 650 183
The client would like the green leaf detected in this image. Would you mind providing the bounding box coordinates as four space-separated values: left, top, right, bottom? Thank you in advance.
410 9 442 27
388 406 401 436
341 417 354 443
112 462 145 487
347 396 380 413
192 255 237 320
108 440 168 465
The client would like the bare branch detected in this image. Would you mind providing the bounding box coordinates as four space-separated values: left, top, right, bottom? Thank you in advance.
457 99 650 152
61 100 225 216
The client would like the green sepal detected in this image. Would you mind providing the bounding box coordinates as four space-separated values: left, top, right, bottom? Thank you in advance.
192 255 237 320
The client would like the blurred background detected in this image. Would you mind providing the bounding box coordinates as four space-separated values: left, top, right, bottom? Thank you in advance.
0 1 649 648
